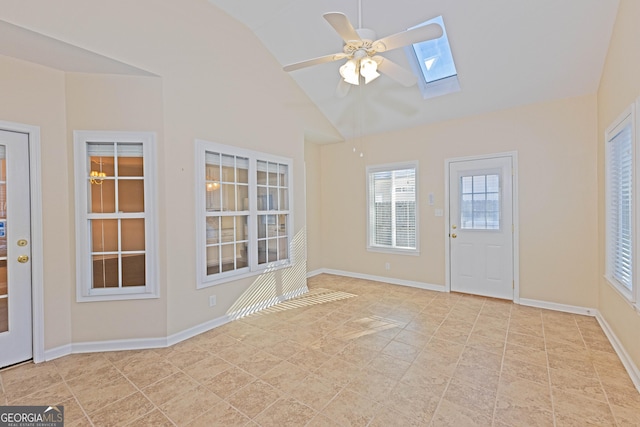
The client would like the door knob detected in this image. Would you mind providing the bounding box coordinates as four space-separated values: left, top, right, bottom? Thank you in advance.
17 255 29 263
451 233 457 239
452 225 457 230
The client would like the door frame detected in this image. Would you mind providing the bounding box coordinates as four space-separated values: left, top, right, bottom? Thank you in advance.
444 151 520 302
0 120 44 363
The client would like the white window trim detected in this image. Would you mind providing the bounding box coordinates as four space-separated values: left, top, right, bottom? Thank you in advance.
366 161 419 255
74 131 159 302
195 139 294 289
604 100 640 311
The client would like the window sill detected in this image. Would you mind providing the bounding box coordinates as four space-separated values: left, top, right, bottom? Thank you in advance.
77 289 160 303
603 274 638 313
198 260 292 289
366 246 420 256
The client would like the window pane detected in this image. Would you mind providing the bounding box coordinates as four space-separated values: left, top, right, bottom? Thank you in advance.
237 157 249 184
235 216 248 241
278 215 287 237
267 240 278 262
118 180 144 212
118 156 143 177
122 219 145 251
257 215 267 239
122 254 145 287
267 216 277 237
206 217 220 244
279 164 288 187
222 184 236 211
461 174 500 230
258 240 267 264
206 183 221 211
206 246 220 275
238 184 249 210
89 154 115 177
92 255 119 288
90 179 116 213
268 187 278 210
221 154 235 181
268 162 278 186
237 242 248 268
91 219 118 252
278 237 288 261
257 161 268 185
221 216 235 243
257 187 268 210
279 189 288 210
221 244 235 272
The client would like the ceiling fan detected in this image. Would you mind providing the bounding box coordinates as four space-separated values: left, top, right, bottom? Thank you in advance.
283 8 443 88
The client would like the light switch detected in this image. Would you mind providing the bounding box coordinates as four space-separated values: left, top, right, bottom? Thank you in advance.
428 193 435 205
435 209 443 217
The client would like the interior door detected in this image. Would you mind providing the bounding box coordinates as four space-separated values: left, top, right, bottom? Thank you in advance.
0 129 32 368
449 156 513 300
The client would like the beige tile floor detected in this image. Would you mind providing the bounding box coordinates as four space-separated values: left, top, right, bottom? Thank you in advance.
1 274 640 426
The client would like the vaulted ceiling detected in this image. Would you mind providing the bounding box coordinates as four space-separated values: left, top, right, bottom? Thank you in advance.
209 0 619 141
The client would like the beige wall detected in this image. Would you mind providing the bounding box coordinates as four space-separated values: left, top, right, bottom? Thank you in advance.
304 141 323 273
0 0 336 349
0 55 71 350
65 73 168 342
312 94 599 307
597 0 640 369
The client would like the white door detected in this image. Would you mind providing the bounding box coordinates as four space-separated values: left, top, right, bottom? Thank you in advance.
0 130 32 368
449 156 514 300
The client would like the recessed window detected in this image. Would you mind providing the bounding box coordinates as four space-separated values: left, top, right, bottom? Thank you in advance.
405 16 460 99
196 140 293 288
367 162 418 254
74 131 159 302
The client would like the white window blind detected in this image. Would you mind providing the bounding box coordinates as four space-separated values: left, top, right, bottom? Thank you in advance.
606 115 633 293
367 164 417 252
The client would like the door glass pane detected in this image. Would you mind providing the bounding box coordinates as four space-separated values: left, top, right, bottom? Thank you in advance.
460 174 500 230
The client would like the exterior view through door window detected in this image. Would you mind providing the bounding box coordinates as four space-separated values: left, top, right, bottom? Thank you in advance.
461 174 500 230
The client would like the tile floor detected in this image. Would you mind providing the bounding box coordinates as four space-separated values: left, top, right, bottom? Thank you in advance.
1 274 640 426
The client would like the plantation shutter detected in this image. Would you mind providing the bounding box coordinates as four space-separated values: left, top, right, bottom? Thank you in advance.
607 120 633 291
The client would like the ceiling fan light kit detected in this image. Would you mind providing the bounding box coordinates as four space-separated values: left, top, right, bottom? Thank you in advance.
283 9 443 88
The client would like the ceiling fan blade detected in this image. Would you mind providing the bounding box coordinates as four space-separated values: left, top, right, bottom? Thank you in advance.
323 12 361 43
376 57 418 87
283 53 346 72
335 78 351 98
373 23 443 52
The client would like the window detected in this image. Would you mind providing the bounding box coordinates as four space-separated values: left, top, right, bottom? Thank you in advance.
460 174 501 230
605 103 638 306
405 16 460 100
196 140 293 287
367 163 418 253
74 131 159 302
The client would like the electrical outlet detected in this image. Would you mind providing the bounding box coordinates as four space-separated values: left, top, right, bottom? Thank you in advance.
209 295 217 307
385 262 390 270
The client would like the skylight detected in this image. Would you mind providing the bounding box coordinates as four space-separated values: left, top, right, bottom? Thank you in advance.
405 16 460 99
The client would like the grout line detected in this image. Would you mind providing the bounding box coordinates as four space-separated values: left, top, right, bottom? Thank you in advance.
541 311 558 427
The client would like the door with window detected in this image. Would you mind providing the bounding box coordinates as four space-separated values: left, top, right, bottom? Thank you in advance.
0 130 32 368
449 156 514 300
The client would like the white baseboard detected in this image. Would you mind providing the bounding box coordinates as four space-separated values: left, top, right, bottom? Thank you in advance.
518 298 598 316
312 268 445 293
595 311 640 393
43 286 309 362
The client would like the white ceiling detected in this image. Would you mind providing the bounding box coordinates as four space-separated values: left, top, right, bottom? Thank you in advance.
209 0 619 141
